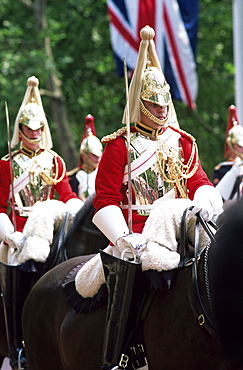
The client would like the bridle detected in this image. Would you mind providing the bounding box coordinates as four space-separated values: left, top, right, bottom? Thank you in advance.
179 207 220 342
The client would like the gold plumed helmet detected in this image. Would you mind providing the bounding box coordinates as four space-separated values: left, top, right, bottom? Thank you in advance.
224 105 242 159
141 66 171 107
79 115 103 158
11 76 53 149
226 106 243 159
18 102 45 131
122 25 179 128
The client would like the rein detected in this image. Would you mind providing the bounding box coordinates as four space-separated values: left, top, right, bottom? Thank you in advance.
179 207 219 342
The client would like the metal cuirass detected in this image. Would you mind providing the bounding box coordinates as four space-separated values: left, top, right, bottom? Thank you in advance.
122 128 199 216
123 132 179 216
12 151 54 217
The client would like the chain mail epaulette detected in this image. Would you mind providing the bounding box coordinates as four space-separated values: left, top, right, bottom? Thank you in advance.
169 125 196 143
101 127 127 143
1 149 20 161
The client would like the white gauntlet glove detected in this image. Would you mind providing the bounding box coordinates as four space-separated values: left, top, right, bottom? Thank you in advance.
230 158 243 176
93 205 147 260
0 213 26 251
216 157 243 201
65 198 84 217
116 233 147 261
5 231 26 251
192 185 223 221
190 204 211 222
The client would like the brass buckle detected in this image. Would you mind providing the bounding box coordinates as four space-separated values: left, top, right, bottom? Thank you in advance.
118 353 129 368
198 314 205 326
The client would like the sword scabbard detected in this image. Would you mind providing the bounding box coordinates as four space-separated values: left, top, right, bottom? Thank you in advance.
123 58 133 234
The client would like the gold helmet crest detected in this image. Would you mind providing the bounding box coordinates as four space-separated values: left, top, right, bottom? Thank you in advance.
11 76 53 149
122 25 178 129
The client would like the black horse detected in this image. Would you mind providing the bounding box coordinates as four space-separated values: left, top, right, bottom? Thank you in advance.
0 193 109 369
21 201 243 370
62 193 109 259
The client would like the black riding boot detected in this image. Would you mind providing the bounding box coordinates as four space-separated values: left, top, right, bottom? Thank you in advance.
100 250 141 370
0 262 37 369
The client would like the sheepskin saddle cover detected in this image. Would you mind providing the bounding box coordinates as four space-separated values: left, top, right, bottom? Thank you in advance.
62 257 108 314
63 256 177 314
74 199 211 299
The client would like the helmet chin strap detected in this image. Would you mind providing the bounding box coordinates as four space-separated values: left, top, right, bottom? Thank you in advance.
140 100 168 126
19 129 42 144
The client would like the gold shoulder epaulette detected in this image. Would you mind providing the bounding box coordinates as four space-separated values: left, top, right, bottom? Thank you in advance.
171 126 196 142
214 164 221 170
101 127 127 143
214 161 231 170
1 150 20 161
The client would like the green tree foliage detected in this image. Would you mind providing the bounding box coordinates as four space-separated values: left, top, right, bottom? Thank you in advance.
0 0 235 177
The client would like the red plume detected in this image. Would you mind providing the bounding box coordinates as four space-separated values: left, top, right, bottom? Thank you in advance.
81 114 96 142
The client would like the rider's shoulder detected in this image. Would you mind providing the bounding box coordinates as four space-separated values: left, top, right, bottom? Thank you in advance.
1 149 20 161
43 148 61 159
101 127 127 143
168 125 196 143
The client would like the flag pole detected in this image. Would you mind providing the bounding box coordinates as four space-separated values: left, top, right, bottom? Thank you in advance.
123 57 132 234
233 0 243 125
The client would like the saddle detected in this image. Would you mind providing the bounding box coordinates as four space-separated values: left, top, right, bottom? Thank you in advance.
62 208 220 368
62 259 176 314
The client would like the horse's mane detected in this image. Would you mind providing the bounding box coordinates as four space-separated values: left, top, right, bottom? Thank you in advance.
62 193 109 258
74 192 96 225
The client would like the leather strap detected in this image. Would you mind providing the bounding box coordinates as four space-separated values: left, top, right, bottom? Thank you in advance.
188 211 219 342
179 207 219 342
178 206 194 267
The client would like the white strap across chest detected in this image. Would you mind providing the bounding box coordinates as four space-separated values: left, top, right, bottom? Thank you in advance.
9 151 53 199
123 127 181 183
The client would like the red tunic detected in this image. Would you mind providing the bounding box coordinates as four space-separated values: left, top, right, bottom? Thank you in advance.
93 126 213 234
0 150 78 232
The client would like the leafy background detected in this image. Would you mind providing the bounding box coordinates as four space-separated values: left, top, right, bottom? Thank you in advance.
0 0 235 180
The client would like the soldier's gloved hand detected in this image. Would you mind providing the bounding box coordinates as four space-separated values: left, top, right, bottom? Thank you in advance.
65 198 84 218
190 206 209 222
115 233 147 261
5 231 26 251
190 198 214 222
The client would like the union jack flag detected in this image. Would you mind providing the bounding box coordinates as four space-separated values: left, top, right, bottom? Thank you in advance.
107 0 199 109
